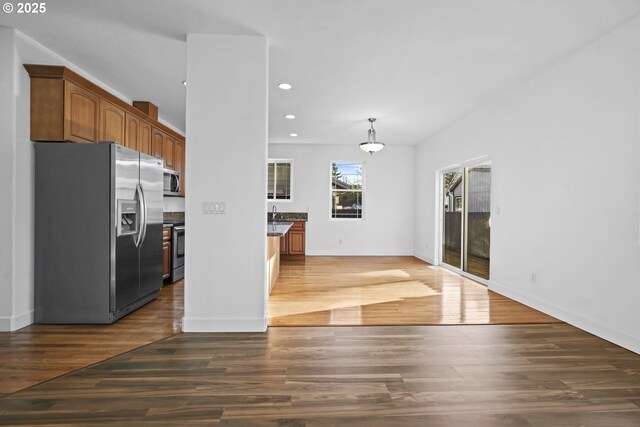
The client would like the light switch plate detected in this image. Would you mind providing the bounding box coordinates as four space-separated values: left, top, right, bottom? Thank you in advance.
202 201 225 214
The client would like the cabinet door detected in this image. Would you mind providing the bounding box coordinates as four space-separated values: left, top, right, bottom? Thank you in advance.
152 128 164 160
288 231 306 255
139 121 152 155
287 222 306 255
163 241 171 279
99 99 126 145
174 140 185 196
163 134 175 169
64 81 99 143
280 234 289 254
125 113 139 151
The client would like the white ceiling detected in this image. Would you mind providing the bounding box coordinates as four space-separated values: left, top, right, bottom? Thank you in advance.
2 0 640 145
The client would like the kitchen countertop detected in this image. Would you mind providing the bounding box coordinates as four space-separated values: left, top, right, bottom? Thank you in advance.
267 212 308 222
267 221 293 237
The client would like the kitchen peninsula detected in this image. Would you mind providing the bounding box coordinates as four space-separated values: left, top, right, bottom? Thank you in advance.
266 212 308 293
267 222 292 294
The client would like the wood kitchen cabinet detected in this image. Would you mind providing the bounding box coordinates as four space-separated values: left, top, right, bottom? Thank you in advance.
98 99 126 145
163 134 175 169
287 222 306 255
163 226 171 280
138 120 152 155
28 77 99 143
125 113 140 151
281 222 306 255
279 234 289 255
25 64 188 195
174 139 186 196
152 128 164 160
64 81 99 143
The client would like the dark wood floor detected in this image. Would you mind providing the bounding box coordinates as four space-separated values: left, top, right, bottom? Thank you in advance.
269 257 560 326
0 280 183 395
1 324 640 425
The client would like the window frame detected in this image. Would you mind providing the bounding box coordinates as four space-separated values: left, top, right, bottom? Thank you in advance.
267 158 294 202
329 160 365 221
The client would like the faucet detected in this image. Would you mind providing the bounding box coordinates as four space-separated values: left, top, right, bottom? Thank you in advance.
272 205 277 222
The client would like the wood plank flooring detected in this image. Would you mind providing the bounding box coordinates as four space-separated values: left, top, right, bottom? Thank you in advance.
0 280 184 395
269 256 560 326
1 324 640 426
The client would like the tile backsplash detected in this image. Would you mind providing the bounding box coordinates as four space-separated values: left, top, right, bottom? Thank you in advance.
163 211 185 222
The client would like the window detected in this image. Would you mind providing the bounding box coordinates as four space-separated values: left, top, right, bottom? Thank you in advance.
331 161 363 219
267 160 292 200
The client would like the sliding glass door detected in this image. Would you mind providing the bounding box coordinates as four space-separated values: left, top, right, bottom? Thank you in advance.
442 169 463 269
441 161 491 280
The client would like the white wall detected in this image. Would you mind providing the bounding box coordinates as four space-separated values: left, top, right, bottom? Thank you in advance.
0 28 185 331
0 27 16 329
269 144 415 255
184 34 268 332
414 16 640 353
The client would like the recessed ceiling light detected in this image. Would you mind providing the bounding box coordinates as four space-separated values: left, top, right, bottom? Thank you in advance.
278 83 292 90
182 81 187 86
285 114 295 119
290 133 298 137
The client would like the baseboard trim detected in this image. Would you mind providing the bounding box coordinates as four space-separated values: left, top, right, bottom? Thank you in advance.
182 316 268 332
0 310 34 331
489 280 640 355
306 250 414 256
413 252 435 265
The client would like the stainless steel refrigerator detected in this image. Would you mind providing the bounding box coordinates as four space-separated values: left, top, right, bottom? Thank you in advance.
34 142 164 323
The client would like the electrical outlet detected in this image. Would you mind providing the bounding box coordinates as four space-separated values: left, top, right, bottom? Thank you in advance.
339 238 343 245
530 272 537 284
202 201 225 215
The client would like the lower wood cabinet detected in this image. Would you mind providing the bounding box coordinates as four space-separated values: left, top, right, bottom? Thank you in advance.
163 227 171 280
281 222 306 255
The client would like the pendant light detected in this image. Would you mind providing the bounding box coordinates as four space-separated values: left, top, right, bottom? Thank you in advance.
359 118 385 155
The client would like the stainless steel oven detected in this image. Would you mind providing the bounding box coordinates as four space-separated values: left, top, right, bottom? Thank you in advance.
163 168 181 196
171 225 185 282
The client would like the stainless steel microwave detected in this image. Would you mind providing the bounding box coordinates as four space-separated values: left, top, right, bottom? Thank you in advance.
163 168 181 196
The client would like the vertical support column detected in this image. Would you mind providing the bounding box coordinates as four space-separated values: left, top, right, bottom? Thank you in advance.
183 34 268 332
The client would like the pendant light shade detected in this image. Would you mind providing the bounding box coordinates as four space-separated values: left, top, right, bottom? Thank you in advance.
359 118 385 155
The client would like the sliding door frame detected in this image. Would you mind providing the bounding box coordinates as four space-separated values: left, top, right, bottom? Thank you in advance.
435 155 491 286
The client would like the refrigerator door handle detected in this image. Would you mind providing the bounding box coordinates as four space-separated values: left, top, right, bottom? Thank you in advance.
134 184 148 248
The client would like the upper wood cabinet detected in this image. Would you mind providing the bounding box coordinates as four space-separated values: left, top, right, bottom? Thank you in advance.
174 140 186 196
25 64 187 196
29 77 99 143
64 81 99 143
152 128 164 160
99 99 126 145
124 113 139 151
138 120 152 155
163 134 175 169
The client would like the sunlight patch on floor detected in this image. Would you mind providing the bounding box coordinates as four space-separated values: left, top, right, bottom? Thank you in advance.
268 280 440 318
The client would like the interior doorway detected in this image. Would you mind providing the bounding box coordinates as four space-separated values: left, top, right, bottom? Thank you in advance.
441 160 491 280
